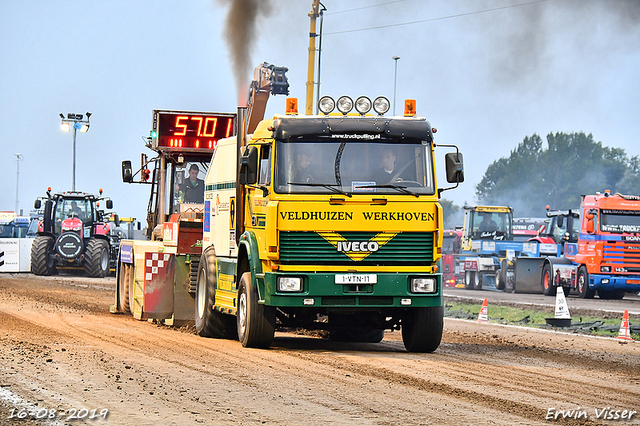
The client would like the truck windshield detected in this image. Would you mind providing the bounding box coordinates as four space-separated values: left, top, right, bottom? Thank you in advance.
600 209 640 233
274 139 434 195
470 211 512 240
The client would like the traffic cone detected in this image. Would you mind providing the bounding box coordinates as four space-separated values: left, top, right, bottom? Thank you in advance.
554 286 571 320
617 310 633 341
545 286 571 327
477 298 488 323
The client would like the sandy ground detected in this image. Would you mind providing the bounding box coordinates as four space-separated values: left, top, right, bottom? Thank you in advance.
0 273 639 426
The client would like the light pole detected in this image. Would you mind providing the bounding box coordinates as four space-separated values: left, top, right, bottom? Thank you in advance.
14 153 23 215
60 112 91 191
392 56 400 116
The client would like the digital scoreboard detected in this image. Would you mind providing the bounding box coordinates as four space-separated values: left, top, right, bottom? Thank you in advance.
152 110 236 152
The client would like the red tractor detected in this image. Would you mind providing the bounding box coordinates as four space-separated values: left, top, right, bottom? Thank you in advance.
31 188 118 277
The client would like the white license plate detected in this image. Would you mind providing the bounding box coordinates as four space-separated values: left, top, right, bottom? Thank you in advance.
335 274 377 284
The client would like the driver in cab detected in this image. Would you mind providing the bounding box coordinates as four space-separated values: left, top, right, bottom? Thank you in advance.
478 213 498 234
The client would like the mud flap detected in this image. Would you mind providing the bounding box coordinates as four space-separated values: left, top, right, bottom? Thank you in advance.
142 252 175 319
514 257 545 293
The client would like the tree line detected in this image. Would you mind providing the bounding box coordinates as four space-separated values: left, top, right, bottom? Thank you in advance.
442 132 640 226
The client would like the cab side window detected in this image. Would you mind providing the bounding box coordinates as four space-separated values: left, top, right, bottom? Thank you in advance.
258 146 271 186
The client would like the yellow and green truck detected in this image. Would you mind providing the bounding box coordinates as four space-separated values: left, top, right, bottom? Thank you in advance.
112 66 464 352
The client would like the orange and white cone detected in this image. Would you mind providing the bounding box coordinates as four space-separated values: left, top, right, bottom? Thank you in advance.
477 298 488 323
617 309 633 341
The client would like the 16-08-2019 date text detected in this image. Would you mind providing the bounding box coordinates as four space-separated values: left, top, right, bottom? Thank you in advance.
7 407 109 421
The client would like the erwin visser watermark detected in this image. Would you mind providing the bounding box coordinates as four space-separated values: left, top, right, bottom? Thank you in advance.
546 407 637 421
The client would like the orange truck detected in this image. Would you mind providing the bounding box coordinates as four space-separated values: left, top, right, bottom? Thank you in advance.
518 191 640 299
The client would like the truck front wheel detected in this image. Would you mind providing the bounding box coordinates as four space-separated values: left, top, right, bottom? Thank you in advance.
401 306 443 353
31 235 57 276
84 238 109 278
237 272 275 348
195 252 236 339
577 266 595 299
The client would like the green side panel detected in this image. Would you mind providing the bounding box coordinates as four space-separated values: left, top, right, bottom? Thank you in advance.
263 272 442 308
279 231 434 265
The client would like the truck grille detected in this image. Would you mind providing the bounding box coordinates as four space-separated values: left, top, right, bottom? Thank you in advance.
279 231 434 265
603 242 640 272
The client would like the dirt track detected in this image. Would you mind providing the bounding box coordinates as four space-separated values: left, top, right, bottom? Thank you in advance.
1 274 639 425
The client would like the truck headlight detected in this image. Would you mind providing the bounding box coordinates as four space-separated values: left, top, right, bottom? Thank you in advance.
355 96 372 114
373 96 390 115
318 96 335 114
277 276 303 292
410 277 437 293
337 96 354 114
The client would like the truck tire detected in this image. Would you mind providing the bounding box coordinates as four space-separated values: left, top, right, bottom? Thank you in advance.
31 235 57 276
118 261 131 314
329 329 385 343
195 252 236 339
237 272 275 348
473 272 483 290
496 260 507 291
84 238 110 278
577 266 595 299
464 271 475 290
401 306 443 353
541 263 554 296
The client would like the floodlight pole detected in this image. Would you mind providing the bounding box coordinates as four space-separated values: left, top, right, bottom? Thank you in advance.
60 112 91 191
14 153 23 215
393 56 400 116
72 126 77 191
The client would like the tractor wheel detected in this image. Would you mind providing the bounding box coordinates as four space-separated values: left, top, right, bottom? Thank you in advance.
329 329 385 343
118 261 132 314
195 251 237 339
541 263 554 296
577 266 595 299
237 272 275 348
30 235 57 276
84 238 110 278
401 306 443 353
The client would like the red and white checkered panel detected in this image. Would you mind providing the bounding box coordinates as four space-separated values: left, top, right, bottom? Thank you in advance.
145 252 171 283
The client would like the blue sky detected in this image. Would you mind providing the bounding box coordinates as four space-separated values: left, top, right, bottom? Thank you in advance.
1 0 639 224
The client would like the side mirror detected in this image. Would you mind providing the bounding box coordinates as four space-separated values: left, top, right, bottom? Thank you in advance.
557 216 564 228
445 152 464 183
34 199 41 209
113 214 120 227
176 170 185 185
122 160 133 183
106 199 113 210
238 145 258 185
586 218 594 234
